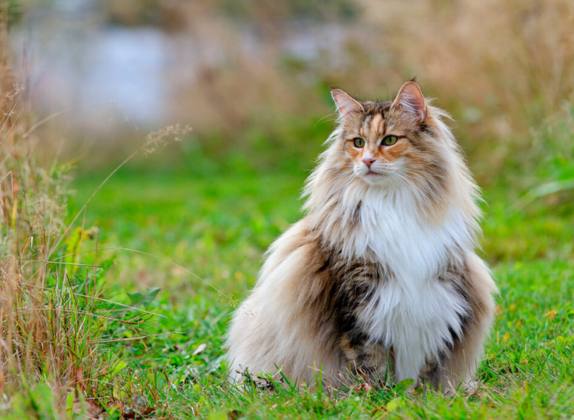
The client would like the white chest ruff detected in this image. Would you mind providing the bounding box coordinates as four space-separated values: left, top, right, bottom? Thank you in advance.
348 191 472 380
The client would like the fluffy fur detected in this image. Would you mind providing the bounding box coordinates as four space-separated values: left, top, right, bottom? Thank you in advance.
226 81 496 392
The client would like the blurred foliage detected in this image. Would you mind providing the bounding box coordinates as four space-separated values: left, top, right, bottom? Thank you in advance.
5 0 21 26
151 0 574 188
14 0 574 191
529 106 574 188
102 0 357 29
103 0 187 30
219 0 358 22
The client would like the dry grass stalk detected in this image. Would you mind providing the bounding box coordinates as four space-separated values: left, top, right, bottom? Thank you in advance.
0 8 104 415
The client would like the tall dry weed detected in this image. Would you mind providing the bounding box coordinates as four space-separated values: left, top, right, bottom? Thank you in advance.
0 11 192 412
0 8 105 415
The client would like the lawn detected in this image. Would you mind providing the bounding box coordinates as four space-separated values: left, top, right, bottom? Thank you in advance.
64 154 574 418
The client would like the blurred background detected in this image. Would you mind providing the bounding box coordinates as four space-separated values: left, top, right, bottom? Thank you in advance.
8 0 573 186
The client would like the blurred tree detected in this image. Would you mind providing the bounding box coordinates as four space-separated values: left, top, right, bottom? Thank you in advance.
220 0 358 23
2 0 21 26
103 0 187 31
102 0 358 31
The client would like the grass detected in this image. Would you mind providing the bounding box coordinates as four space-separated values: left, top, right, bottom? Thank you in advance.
60 151 574 417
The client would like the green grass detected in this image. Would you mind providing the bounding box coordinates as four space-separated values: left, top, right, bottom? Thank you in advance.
62 155 574 418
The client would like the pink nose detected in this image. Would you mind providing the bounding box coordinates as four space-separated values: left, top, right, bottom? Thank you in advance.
362 158 376 168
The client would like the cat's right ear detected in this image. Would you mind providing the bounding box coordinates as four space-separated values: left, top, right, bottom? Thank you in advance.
331 88 364 118
391 81 427 123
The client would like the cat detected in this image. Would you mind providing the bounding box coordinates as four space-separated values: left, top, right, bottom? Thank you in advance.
226 81 496 392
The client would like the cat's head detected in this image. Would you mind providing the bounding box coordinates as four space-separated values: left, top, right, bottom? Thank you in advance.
330 81 445 188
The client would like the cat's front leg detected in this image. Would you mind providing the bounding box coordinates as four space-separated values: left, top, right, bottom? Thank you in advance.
432 253 496 393
339 333 391 385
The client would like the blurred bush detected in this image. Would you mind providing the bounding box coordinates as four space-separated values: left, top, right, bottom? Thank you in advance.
166 1 573 160
12 0 574 184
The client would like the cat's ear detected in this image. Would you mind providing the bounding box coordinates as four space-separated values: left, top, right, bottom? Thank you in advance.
391 81 427 122
331 88 364 118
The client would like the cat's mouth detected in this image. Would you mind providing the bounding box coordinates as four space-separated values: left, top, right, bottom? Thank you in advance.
365 170 382 176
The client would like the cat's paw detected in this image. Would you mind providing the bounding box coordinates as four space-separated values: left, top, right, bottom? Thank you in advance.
462 379 480 395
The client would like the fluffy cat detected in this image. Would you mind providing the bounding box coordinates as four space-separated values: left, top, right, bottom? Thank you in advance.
226 81 496 392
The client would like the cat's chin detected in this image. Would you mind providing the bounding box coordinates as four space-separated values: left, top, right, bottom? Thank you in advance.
359 172 395 187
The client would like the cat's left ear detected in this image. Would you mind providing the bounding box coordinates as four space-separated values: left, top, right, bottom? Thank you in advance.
331 88 364 118
391 81 427 123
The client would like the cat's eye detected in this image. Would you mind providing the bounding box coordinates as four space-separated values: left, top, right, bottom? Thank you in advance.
381 135 398 146
352 137 365 148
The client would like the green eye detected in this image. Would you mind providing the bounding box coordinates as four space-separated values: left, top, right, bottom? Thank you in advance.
353 137 365 148
381 135 398 146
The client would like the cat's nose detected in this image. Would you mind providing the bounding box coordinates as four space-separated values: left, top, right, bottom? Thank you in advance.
362 157 376 168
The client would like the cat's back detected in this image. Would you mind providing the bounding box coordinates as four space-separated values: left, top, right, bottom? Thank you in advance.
227 217 348 383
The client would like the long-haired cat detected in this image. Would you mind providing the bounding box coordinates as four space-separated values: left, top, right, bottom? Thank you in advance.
227 81 496 392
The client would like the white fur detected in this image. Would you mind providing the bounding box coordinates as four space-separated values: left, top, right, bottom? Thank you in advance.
348 188 472 380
